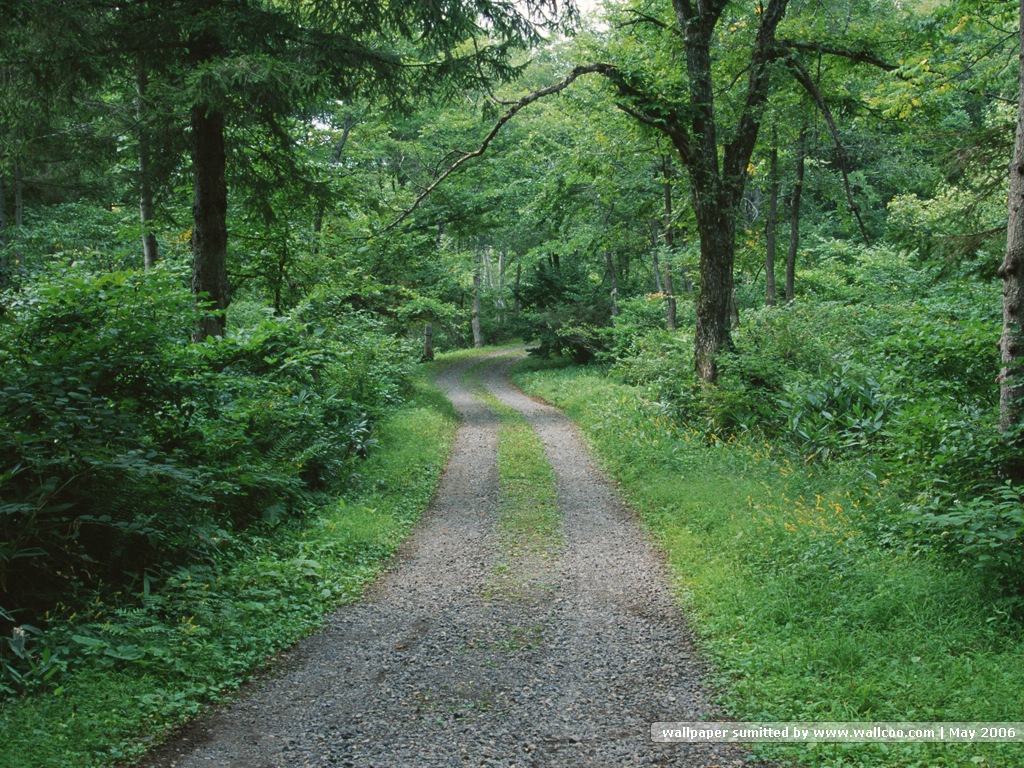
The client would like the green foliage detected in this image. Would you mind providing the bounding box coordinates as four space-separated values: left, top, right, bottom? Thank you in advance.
916 482 1024 597
513 258 614 362
599 294 673 361
0 203 162 286
0 372 457 765
606 236 1020 605
777 364 891 460
514 363 1024 768
0 263 414 669
794 239 937 304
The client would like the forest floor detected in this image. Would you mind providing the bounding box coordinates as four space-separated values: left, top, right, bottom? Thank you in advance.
132 351 766 768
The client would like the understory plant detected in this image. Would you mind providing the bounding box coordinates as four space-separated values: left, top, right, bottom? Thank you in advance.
0 262 415 692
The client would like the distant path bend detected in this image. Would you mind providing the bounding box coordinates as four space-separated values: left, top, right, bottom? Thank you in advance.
136 351 763 768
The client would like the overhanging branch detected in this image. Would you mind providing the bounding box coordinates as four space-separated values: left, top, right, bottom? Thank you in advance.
778 39 897 71
376 62 617 237
784 53 871 243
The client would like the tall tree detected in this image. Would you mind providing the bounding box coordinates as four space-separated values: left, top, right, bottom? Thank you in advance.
765 129 779 307
785 126 806 303
11 0 572 338
999 0 1024 440
576 0 906 380
595 0 791 380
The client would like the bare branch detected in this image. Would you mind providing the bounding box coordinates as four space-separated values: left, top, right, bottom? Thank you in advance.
778 39 897 71
617 10 681 36
375 63 617 237
784 54 871 243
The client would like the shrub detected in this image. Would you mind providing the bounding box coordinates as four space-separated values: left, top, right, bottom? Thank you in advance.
797 238 936 304
0 263 414 655
915 482 1024 598
601 294 673 361
511 258 613 361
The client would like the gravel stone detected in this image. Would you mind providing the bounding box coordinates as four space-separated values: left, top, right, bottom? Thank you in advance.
133 353 771 768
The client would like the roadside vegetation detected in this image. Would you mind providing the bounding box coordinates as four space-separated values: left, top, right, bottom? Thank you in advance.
513 244 1024 768
6 1 1024 766
0 349 458 768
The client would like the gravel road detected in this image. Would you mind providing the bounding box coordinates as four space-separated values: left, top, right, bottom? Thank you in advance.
134 352 766 768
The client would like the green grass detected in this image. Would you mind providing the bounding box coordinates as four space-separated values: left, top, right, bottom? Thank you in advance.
512 362 1024 768
463 358 562 600
0 371 459 768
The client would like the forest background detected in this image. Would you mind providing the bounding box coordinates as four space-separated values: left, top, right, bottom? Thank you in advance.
3 0 1024 766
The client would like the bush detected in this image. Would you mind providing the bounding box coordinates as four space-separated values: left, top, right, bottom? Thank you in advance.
796 238 936 304
777 364 891 460
870 295 998 407
600 294 673 361
915 482 1024 598
0 263 414 658
512 259 613 361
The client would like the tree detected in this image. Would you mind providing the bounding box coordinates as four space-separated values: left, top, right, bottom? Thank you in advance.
765 129 779 306
999 0 1024 439
570 0 907 380
588 0 792 381
10 0 573 339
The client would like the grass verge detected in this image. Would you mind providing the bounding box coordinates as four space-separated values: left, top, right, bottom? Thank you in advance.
512 361 1024 768
463 359 561 601
0 371 458 768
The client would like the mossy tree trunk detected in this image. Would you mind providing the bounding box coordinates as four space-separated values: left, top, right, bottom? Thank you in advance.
998 0 1024 446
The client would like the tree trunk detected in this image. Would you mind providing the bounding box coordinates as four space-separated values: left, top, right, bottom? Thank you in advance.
496 246 507 328
693 193 737 382
190 102 230 341
0 177 8 286
471 253 484 347
137 65 159 270
672 0 788 381
998 0 1024 442
605 249 620 321
652 243 664 293
662 154 677 330
312 114 354 253
765 130 778 306
785 128 806 304
514 262 521 319
0 177 7 245
423 322 434 362
14 166 23 228
481 245 493 289
664 262 677 331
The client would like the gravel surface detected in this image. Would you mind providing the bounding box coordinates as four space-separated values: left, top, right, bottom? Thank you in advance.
134 352 768 768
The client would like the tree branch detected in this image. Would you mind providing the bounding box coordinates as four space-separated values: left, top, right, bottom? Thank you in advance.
617 10 681 36
784 53 871 243
722 0 790 186
615 103 695 165
778 39 897 71
375 63 618 237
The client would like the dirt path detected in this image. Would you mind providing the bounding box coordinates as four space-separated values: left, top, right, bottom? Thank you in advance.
137 352 761 768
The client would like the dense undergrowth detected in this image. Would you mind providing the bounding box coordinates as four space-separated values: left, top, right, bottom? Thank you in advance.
512 241 1024 768
0 257 463 766
0 362 457 767
0 262 412 632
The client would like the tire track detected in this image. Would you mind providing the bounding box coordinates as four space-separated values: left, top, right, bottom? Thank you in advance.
134 352 763 768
